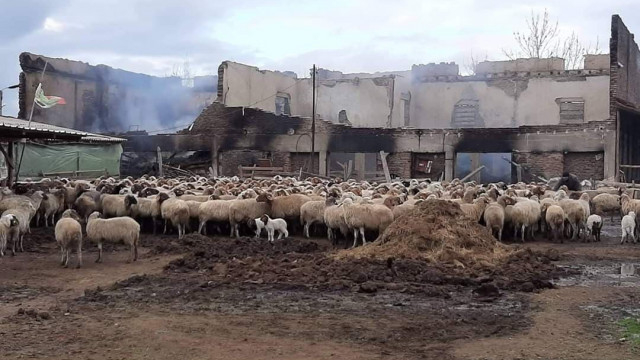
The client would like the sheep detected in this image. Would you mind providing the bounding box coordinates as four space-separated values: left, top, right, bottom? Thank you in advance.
0 214 19 256
260 214 288 242
54 209 83 268
591 193 621 221
198 199 232 235
158 193 190 239
460 197 491 223
228 198 271 238
86 212 140 263
559 199 587 240
37 188 65 227
510 199 541 242
586 214 603 242
129 195 162 234
2 203 36 255
341 198 394 248
324 197 349 245
300 200 326 238
74 193 100 222
101 194 137 218
483 195 516 241
256 193 312 231
543 204 565 243
252 217 266 238
0 190 45 232
621 211 636 244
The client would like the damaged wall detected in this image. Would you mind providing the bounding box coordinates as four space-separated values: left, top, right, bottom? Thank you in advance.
19 53 217 133
219 58 609 130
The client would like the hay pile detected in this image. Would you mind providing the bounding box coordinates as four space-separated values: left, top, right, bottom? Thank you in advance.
336 199 513 267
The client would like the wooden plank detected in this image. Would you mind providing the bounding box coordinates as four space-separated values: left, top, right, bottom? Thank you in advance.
619 164 640 169
157 146 163 177
379 151 391 183
460 165 485 183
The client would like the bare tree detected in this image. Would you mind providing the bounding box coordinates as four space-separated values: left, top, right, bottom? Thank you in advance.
503 9 601 70
463 51 488 75
167 58 196 87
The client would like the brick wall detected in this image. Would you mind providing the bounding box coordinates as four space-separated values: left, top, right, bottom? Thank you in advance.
387 152 412 178
513 151 605 182
563 152 605 180
513 152 564 182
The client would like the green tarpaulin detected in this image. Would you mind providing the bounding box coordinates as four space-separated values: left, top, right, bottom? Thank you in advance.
15 142 122 179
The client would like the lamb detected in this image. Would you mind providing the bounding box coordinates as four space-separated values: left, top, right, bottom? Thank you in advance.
341 198 394 247
101 194 137 218
543 204 565 243
252 217 266 238
300 200 326 238
483 195 516 241
158 193 190 239
260 214 288 242
591 193 621 220
510 199 541 242
586 214 603 242
86 212 140 263
198 199 232 235
228 198 271 238
0 214 19 256
621 211 636 244
54 209 83 268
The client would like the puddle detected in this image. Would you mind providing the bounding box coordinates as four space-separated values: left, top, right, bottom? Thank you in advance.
554 262 640 287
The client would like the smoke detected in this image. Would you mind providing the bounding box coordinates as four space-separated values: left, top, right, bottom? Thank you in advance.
85 69 217 134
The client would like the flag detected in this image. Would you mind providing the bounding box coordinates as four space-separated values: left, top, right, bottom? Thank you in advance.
34 83 66 108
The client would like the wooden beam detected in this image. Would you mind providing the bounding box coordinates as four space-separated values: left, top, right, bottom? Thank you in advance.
379 151 391 183
460 165 486 183
0 144 15 168
157 146 163 177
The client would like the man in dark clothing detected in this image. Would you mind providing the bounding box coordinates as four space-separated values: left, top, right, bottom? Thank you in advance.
553 172 581 191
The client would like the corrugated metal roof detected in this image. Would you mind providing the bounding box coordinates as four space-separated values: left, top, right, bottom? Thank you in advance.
0 115 125 143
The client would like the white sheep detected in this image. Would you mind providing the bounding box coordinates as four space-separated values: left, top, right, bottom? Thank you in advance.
252 217 266 238
54 209 83 268
559 199 587 240
591 193 621 220
300 200 326 238
341 197 394 247
0 214 19 256
198 199 232 235
158 193 190 239
86 212 140 263
511 199 541 242
2 202 36 255
130 195 162 234
543 204 565 243
228 198 271 238
324 198 349 245
621 211 636 244
483 195 515 241
586 214 603 242
101 194 137 218
37 188 65 227
260 214 288 242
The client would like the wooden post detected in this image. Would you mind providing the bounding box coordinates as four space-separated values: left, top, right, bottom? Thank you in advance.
210 137 219 178
354 153 366 180
157 146 163 177
516 164 522 183
0 143 14 187
346 160 353 180
379 151 391 183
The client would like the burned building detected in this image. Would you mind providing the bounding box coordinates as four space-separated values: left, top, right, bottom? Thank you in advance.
121 15 638 183
18 53 217 133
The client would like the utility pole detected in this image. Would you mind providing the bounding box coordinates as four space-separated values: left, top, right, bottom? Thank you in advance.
309 64 316 173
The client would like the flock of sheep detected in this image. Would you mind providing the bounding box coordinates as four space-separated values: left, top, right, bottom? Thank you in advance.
0 174 636 269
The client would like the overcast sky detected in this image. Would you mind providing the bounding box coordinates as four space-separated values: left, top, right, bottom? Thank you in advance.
1 0 639 117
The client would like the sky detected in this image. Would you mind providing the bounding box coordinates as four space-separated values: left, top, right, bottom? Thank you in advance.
1 0 639 117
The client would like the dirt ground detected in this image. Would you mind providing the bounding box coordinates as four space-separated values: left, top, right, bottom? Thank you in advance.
1 226 639 360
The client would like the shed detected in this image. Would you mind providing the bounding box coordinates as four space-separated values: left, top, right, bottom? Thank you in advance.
0 115 125 185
